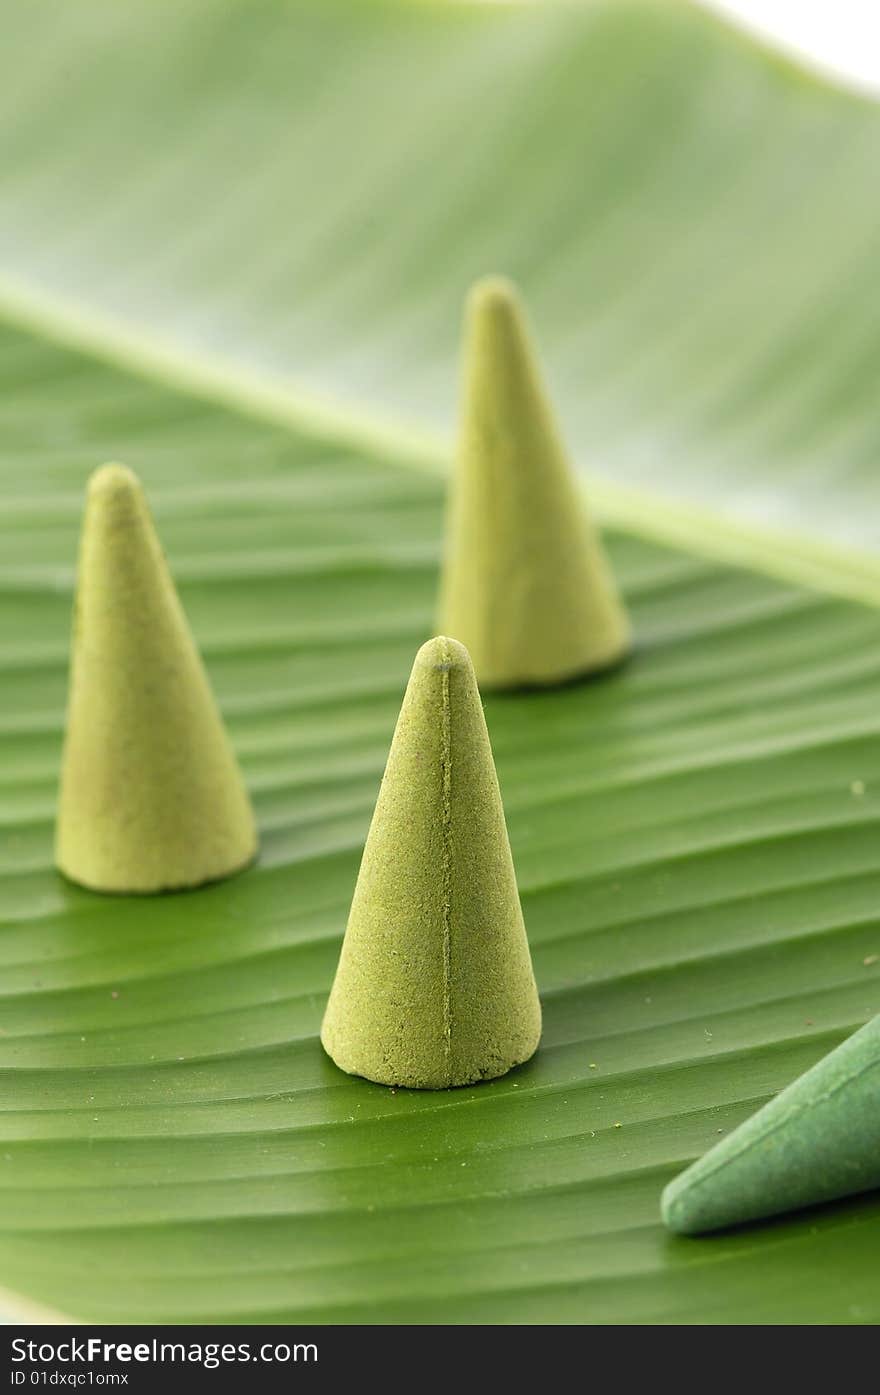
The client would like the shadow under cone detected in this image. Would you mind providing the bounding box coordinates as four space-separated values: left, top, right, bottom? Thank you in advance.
438 276 630 689
662 1014 880 1235
321 636 541 1088
56 463 257 893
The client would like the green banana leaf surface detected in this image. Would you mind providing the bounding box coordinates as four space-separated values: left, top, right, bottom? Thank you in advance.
1 0 880 1323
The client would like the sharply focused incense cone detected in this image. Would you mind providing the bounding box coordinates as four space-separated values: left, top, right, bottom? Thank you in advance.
321 636 541 1088
56 464 257 893
437 276 630 689
662 1015 880 1235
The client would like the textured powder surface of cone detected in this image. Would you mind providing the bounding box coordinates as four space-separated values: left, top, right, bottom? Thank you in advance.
321 636 541 1088
438 276 630 689
662 1014 880 1235
56 463 257 893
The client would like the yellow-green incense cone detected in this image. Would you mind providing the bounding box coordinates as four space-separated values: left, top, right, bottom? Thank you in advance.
321 636 541 1088
56 463 257 893
438 276 630 689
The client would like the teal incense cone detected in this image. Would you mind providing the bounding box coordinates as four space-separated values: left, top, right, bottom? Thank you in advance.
321 636 541 1088
662 1015 880 1235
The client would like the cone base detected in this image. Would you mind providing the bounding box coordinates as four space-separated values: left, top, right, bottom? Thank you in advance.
475 632 632 693
55 843 257 897
321 1025 540 1090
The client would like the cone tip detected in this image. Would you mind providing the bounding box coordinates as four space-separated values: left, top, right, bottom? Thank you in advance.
88 462 143 502
417 634 473 674
660 1172 702 1236
466 274 523 324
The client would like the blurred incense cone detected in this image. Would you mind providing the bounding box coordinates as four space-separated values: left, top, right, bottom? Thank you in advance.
56 463 257 893
321 636 541 1088
438 276 630 689
662 1014 880 1234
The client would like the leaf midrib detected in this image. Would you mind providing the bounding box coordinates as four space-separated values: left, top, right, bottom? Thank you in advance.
2 269 880 611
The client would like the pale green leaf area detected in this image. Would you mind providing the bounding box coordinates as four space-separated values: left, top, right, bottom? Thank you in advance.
2 0 880 590
0 0 879 1324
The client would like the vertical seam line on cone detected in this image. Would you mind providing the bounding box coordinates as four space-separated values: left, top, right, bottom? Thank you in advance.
440 641 453 1086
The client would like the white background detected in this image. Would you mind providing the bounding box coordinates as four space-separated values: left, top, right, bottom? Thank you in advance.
702 1 880 94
